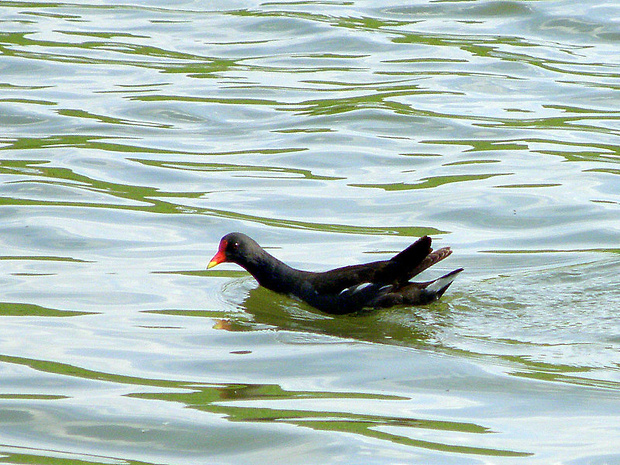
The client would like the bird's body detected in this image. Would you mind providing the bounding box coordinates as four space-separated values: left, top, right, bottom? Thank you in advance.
208 232 462 315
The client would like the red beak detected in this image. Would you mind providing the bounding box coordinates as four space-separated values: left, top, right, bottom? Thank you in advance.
207 240 227 269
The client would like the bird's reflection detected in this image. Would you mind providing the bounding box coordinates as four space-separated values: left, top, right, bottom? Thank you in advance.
215 278 455 349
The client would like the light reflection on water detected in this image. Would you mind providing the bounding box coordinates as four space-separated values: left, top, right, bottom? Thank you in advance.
0 0 619 463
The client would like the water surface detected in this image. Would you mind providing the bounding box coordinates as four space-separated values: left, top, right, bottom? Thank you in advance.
1 1 619 464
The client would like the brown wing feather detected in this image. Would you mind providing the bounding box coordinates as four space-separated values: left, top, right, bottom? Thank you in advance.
397 247 452 286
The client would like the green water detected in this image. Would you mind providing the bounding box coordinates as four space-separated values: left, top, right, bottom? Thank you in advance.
1 1 619 464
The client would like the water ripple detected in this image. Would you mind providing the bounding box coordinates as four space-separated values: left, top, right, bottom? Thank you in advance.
1 1 619 463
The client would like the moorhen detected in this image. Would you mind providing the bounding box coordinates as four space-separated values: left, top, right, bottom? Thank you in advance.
208 232 463 315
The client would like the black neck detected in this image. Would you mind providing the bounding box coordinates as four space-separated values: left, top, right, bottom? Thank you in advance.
240 249 304 295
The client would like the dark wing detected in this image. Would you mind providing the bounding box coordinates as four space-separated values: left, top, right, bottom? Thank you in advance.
306 236 437 295
296 237 457 314
298 275 393 315
306 261 391 295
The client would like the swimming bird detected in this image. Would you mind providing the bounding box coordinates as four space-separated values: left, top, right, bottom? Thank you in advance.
208 232 462 315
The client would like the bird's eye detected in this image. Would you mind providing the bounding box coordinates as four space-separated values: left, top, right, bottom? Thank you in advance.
229 241 239 251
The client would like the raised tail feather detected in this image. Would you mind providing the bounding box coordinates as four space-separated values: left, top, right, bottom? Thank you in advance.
391 236 432 266
391 236 453 286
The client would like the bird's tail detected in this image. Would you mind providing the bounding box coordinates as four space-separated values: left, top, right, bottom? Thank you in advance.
424 268 464 299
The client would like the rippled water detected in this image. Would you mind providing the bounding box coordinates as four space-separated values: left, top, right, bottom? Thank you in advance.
1 1 619 464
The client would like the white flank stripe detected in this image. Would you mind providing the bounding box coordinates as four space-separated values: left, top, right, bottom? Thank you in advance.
340 282 373 296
